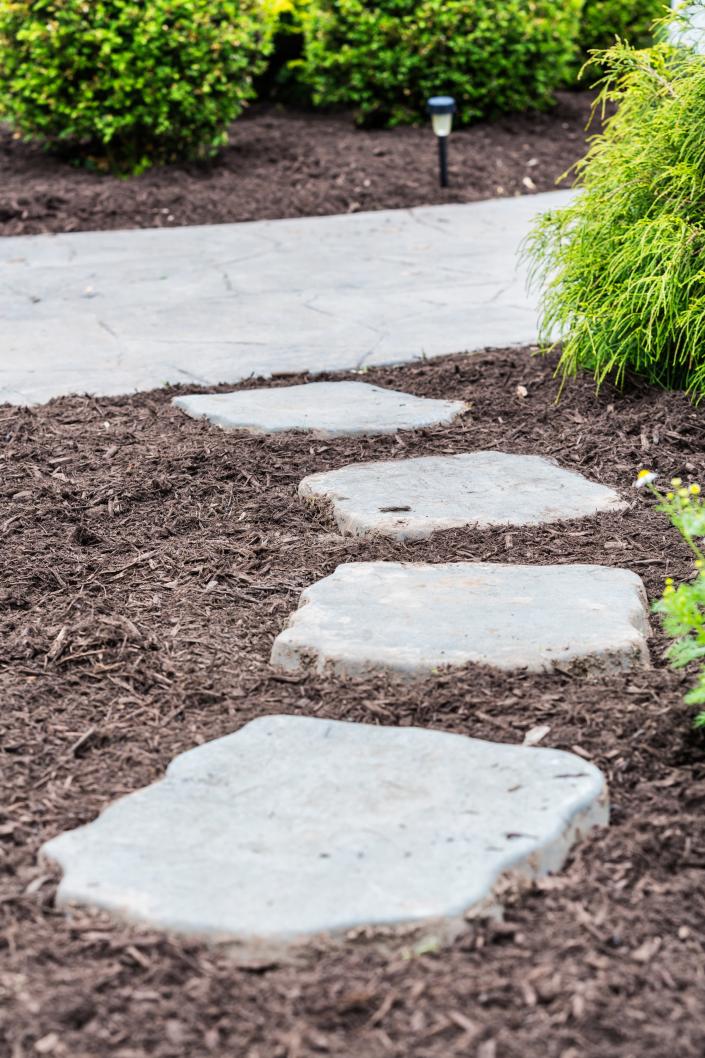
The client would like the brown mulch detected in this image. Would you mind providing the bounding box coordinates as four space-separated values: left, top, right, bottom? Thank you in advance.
2 345 705 1058
0 91 597 236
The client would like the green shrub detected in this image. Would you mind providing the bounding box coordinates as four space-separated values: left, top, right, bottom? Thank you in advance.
0 0 274 174
580 0 664 55
256 0 311 104
299 0 584 127
571 0 664 81
526 24 705 398
270 0 309 37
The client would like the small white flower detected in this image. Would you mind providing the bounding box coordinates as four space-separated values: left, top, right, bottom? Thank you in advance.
634 470 658 489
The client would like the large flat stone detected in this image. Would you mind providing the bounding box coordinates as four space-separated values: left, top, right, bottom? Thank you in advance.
271 562 650 676
0 191 573 404
173 381 465 437
41 715 608 949
299 451 625 540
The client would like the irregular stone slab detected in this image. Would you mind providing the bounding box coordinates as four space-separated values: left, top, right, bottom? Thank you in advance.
41 715 608 949
172 381 465 437
0 190 574 405
271 562 650 676
299 451 625 540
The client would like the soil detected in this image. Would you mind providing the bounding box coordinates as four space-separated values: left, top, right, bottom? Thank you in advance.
0 91 597 236
1 345 705 1058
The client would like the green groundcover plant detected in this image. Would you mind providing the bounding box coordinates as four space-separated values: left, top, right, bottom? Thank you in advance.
0 0 274 174
636 469 705 726
299 0 584 127
526 5 705 398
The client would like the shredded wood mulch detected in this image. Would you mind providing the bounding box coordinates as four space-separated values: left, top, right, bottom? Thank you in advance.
0 91 596 236
2 345 705 1058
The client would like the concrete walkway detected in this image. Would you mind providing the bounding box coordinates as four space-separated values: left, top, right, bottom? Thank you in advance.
0 190 572 405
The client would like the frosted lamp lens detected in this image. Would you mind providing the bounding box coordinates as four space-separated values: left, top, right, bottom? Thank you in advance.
431 112 453 137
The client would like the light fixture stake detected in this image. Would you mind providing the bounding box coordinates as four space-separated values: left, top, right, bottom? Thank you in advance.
427 96 456 189
438 136 449 189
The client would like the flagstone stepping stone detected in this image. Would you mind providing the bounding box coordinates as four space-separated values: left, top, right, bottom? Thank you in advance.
299 451 625 540
41 715 608 949
172 381 465 437
271 562 650 677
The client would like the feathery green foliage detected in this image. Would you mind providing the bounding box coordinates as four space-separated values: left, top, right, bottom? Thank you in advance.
526 12 705 398
0 0 274 174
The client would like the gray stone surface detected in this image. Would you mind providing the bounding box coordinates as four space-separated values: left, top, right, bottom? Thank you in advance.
271 562 650 676
41 715 608 947
0 191 573 405
669 2 705 50
173 381 465 437
299 451 625 540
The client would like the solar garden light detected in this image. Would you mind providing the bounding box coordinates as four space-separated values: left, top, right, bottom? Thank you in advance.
427 96 456 188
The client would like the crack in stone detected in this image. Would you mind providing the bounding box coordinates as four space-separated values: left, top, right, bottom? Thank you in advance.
98 319 119 339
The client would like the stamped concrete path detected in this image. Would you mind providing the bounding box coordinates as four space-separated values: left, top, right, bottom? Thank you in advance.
0 190 571 405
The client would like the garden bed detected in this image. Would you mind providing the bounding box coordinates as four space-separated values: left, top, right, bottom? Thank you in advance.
1 345 705 1057
0 91 596 236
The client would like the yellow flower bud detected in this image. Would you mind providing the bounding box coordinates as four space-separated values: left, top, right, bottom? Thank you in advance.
672 477 682 488
667 492 675 500
690 483 701 495
664 585 675 596
665 577 674 585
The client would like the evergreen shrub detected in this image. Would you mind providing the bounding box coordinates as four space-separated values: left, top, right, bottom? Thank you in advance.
0 0 274 174
526 17 705 398
299 0 584 127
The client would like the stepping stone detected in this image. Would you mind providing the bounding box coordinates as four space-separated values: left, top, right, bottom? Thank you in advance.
41 715 608 950
172 381 465 437
271 562 650 677
299 452 625 539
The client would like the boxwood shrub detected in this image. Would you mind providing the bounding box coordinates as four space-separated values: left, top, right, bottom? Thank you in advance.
577 0 665 79
580 0 665 55
0 0 274 173
526 30 705 398
299 0 584 126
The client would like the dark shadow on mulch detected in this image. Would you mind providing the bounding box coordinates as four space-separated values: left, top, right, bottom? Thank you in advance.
1 345 704 1057
0 91 597 236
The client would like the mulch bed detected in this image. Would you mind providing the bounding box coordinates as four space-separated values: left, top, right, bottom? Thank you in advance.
0 91 596 236
2 345 705 1057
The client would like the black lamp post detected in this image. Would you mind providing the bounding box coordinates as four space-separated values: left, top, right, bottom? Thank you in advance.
427 96 456 188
